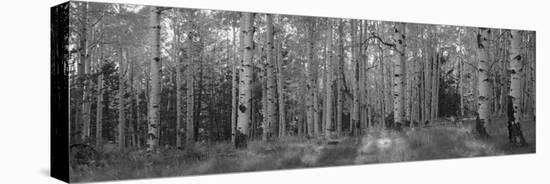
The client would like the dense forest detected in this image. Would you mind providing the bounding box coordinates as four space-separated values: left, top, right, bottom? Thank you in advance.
65 2 536 182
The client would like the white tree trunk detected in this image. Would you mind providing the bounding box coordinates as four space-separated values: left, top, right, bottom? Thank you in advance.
236 12 255 148
79 2 89 142
95 18 104 148
336 20 344 135
306 17 316 138
508 30 526 145
324 19 334 139
186 11 196 145
147 7 161 154
175 16 183 148
231 23 239 143
476 28 491 137
266 14 276 140
277 40 286 137
392 22 406 129
118 48 127 150
378 41 389 128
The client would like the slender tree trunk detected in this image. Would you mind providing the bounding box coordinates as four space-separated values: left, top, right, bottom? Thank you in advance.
358 20 366 133
420 44 425 125
507 30 526 145
379 44 387 129
147 7 161 154
460 57 465 117
407 55 414 127
236 12 255 148
136 87 141 148
430 47 439 120
186 11 196 145
392 22 406 130
129 51 136 148
499 40 507 115
118 48 127 150
321 32 328 136
175 18 183 148
313 86 320 137
231 22 239 143
95 18 104 148
79 2 89 142
311 20 320 138
336 20 344 135
350 20 359 135
475 28 491 138
277 40 286 137
324 19 333 139
305 17 316 138
434 53 440 119
194 46 205 142
265 14 276 140
424 33 431 123
262 67 268 141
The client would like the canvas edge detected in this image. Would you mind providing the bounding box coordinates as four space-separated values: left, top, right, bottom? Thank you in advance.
51 1 71 183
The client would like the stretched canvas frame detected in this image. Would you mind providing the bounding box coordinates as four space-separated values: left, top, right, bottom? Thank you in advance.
51 1 536 183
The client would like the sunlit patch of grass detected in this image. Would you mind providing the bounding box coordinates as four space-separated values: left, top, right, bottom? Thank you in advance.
316 138 358 166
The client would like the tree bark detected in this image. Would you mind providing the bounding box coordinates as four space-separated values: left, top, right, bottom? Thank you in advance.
424 30 431 124
236 12 255 148
459 54 464 117
358 20 366 132
306 17 317 138
507 30 526 145
95 16 104 148
475 28 491 138
379 41 387 129
118 48 127 150
231 20 239 143
79 2 89 142
392 22 406 130
265 14 276 140
147 6 161 154
350 19 359 135
324 19 333 139
186 10 196 145
336 20 344 135
175 14 183 148
277 40 286 137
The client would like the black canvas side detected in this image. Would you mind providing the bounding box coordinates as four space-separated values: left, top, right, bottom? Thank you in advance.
51 1 70 183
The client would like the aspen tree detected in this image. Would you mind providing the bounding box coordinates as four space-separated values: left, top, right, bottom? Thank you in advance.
95 14 104 148
324 19 334 138
147 6 161 154
236 12 255 148
350 19 359 135
186 10 196 145
266 14 276 140
306 17 316 137
118 48 127 150
392 22 406 130
475 28 491 138
507 30 526 145
175 10 183 147
231 20 239 143
79 2 89 142
277 40 286 137
336 20 344 135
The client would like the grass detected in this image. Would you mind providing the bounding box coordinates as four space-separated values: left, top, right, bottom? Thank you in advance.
70 116 535 183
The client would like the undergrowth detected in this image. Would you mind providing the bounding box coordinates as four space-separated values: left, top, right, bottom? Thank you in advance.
71 118 535 183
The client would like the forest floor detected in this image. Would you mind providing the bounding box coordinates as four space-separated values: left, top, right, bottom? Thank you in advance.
70 116 535 183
